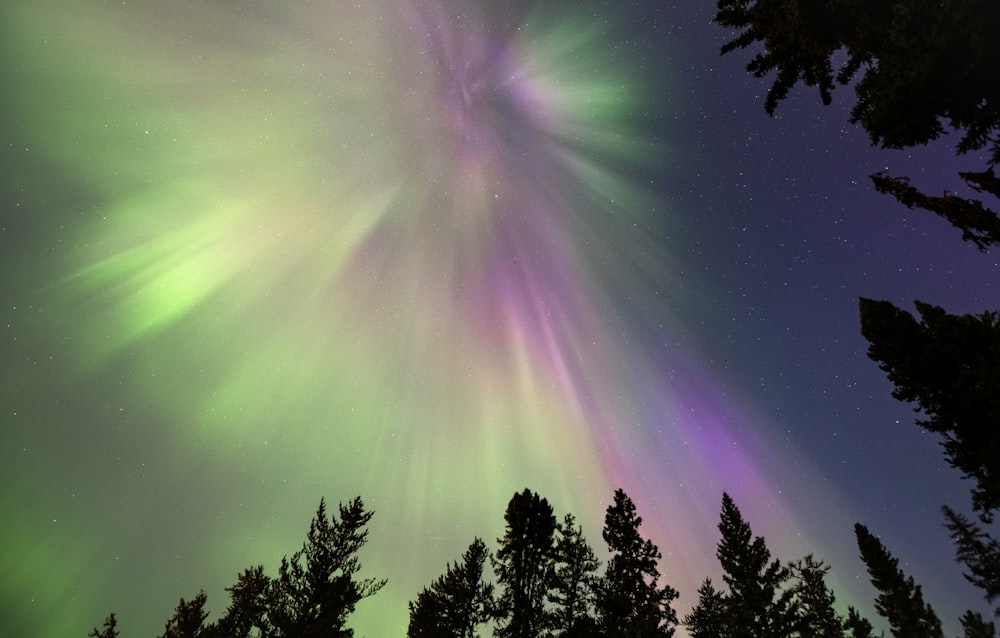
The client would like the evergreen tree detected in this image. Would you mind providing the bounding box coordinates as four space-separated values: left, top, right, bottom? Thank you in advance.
714 0 1000 249
843 607 880 638
854 523 943 638
493 489 557 638
684 580 729 638
786 555 842 638
88 614 119 638
960 610 997 638
269 497 386 638
714 0 1000 158
859 298 1000 519
597 489 678 638
549 513 601 637
408 537 494 638
943 506 1000 613
159 591 212 638
216 565 271 638
715 493 793 638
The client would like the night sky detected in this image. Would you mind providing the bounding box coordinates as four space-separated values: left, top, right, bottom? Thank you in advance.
2 1 997 636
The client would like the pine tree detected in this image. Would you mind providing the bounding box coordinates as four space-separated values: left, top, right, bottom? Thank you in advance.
943 506 1000 613
859 299 1000 519
597 489 678 638
843 607 879 638
959 610 997 638
787 555 842 638
88 614 119 638
549 513 601 637
215 565 271 638
684 579 729 638
715 493 793 638
269 497 386 638
493 489 557 638
854 523 943 638
159 591 212 638
408 537 494 638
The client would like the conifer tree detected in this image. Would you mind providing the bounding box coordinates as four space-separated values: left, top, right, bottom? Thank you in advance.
597 489 678 638
786 555 842 638
959 610 997 638
88 614 119 638
493 489 557 638
684 580 729 638
408 537 494 638
859 299 1000 520
943 506 1000 613
714 493 793 638
216 565 271 638
843 608 879 638
854 523 943 638
269 497 386 638
159 591 212 638
550 513 601 637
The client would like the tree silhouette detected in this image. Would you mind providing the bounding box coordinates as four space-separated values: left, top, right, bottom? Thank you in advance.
549 513 601 637
943 506 1000 614
854 523 943 638
88 614 119 638
158 591 212 638
843 608 879 638
859 298 1000 519
714 0 1000 157
408 537 494 638
597 489 678 638
959 610 997 638
215 565 271 638
715 493 793 638
684 580 728 638
493 489 557 638
267 497 385 638
786 555 844 638
715 0 1000 250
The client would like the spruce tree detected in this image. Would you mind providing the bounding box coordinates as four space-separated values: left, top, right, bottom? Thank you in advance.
88 614 119 638
493 489 557 638
550 513 601 637
597 489 678 638
959 610 997 638
854 523 943 638
684 580 729 638
269 497 386 638
943 506 1000 613
408 537 494 638
216 565 271 638
158 591 212 638
715 493 793 638
787 555 842 638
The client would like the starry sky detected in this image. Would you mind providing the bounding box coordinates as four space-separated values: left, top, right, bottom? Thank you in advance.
1 1 997 636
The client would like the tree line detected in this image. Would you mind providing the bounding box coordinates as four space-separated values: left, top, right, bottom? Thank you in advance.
88 483 997 638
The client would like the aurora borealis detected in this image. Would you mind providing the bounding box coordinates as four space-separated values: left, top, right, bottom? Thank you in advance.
2 1 997 636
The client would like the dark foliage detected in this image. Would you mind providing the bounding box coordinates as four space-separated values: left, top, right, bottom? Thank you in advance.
960 610 998 638
598 489 678 638
158 592 211 638
408 538 494 638
944 506 1000 614
493 489 558 638
859 298 1000 519
714 0 1000 158
269 497 386 638
215 566 270 638
854 523 943 638
88 614 119 638
870 172 1000 251
550 513 601 637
